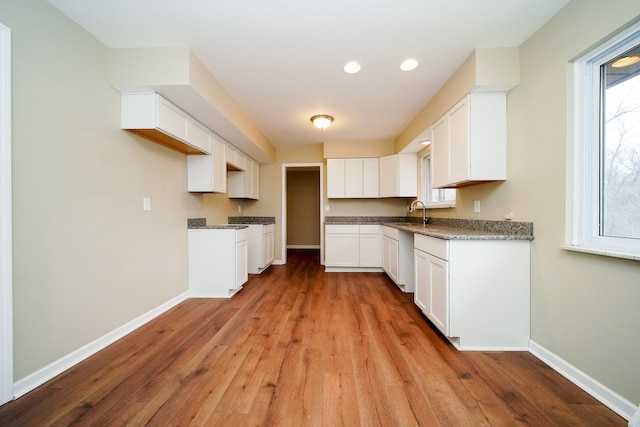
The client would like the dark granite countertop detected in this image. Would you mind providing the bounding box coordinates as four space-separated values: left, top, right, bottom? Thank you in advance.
228 216 276 225
325 216 533 241
187 218 248 230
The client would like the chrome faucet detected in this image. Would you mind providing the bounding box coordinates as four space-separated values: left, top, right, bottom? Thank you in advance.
409 200 430 225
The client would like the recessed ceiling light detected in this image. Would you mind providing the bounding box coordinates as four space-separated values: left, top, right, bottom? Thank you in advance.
344 61 362 74
400 58 419 71
611 55 640 68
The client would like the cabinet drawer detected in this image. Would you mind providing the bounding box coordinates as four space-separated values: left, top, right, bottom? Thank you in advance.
236 228 249 242
382 226 399 240
414 233 448 260
263 223 275 234
359 224 380 234
326 224 359 234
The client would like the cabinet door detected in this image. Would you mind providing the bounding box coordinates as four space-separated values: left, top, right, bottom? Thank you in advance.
363 158 379 198
235 239 248 289
325 233 359 267
378 155 397 197
448 98 470 184
262 232 274 267
211 136 227 193
359 233 380 267
344 158 363 198
250 160 260 199
431 117 449 189
382 235 399 283
186 119 212 154
414 249 429 313
425 252 449 336
327 159 345 198
186 135 226 193
156 96 188 141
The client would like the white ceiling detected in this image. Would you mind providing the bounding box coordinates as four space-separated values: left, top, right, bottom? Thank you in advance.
47 0 569 150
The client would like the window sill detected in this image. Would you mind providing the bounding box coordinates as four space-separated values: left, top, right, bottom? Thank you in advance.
421 202 456 209
560 244 640 261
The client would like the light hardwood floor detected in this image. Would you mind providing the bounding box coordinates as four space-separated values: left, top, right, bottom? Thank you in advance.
0 249 626 426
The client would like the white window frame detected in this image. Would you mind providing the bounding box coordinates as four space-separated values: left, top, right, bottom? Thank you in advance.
564 21 640 261
419 152 455 209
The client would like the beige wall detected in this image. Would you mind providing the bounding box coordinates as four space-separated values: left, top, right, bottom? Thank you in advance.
286 171 320 246
3 0 239 380
6 0 640 408
408 0 640 404
509 0 640 403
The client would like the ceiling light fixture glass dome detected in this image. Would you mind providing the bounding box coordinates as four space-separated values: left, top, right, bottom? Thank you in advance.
343 61 362 74
400 58 419 71
310 115 334 130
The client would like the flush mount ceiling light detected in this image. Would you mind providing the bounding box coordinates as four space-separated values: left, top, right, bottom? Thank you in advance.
419 140 431 146
343 61 362 74
611 55 640 68
310 115 334 130
400 58 419 71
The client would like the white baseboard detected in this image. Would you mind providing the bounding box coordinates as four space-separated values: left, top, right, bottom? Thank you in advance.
529 340 639 422
13 292 189 399
324 266 384 273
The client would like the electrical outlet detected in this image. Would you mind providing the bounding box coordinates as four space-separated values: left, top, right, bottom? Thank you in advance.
473 200 480 213
325 205 330 212
143 197 151 211
237 205 242 212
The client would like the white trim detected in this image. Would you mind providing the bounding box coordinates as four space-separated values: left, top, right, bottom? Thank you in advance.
13 292 189 399
324 267 384 273
529 340 638 421
565 21 640 261
0 22 13 406
281 163 324 266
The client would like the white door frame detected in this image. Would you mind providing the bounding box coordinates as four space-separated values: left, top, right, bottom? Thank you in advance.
0 22 13 405
281 163 324 265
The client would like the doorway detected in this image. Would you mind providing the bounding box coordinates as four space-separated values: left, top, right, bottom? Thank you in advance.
281 163 324 265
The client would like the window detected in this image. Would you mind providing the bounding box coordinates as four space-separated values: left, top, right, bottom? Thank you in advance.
566 23 640 260
420 152 456 208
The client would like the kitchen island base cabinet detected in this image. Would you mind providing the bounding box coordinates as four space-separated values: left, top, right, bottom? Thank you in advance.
414 234 530 350
188 228 248 298
246 224 275 274
382 226 414 292
324 224 381 272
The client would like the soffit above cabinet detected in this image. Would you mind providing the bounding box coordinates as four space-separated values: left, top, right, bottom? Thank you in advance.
110 47 276 164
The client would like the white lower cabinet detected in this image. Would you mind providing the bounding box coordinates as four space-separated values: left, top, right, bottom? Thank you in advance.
188 227 249 298
325 225 360 267
324 224 381 270
413 233 530 350
381 226 414 292
359 225 381 267
246 224 275 274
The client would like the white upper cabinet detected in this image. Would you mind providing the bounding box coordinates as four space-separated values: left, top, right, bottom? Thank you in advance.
187 134 227 193
225 144 246 171
378 154 417 198
121 93 212 155
228 157 259 200
327 159 346 198
362 158 380 198
327 158 379 199
431 93 507 189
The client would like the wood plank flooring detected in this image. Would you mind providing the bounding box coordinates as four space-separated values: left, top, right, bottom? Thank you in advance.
0 249 626 426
